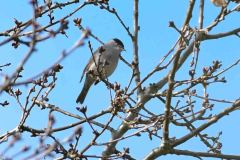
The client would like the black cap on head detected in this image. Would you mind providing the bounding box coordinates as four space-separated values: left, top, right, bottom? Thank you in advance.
113 38 124 49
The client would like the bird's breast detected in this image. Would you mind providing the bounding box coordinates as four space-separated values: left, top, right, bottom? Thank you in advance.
89 50 120 79
100 52 119 77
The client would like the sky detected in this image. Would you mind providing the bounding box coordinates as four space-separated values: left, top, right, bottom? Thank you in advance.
0 0 240 159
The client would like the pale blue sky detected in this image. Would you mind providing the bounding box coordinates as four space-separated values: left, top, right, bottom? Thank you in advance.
0 0 240 159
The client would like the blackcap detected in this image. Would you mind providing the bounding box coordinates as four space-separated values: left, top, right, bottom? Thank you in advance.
76 38 125 104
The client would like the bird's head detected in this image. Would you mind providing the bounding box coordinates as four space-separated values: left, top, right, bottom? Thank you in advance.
112 38 125 52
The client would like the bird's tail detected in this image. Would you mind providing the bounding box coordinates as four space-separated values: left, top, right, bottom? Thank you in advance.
76 77 93 104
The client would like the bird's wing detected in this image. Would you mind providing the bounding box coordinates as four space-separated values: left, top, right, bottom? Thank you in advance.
80 61 89 82
80 46 103 82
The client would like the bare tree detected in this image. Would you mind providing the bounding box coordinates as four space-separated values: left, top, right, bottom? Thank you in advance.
0 0 240 159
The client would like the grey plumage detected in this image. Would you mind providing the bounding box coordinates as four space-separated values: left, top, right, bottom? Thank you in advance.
76 38 125 104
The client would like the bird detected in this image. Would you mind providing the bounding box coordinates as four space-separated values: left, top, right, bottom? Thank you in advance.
76 38 125 104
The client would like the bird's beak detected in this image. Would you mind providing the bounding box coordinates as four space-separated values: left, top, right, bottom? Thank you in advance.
122 48 126 52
